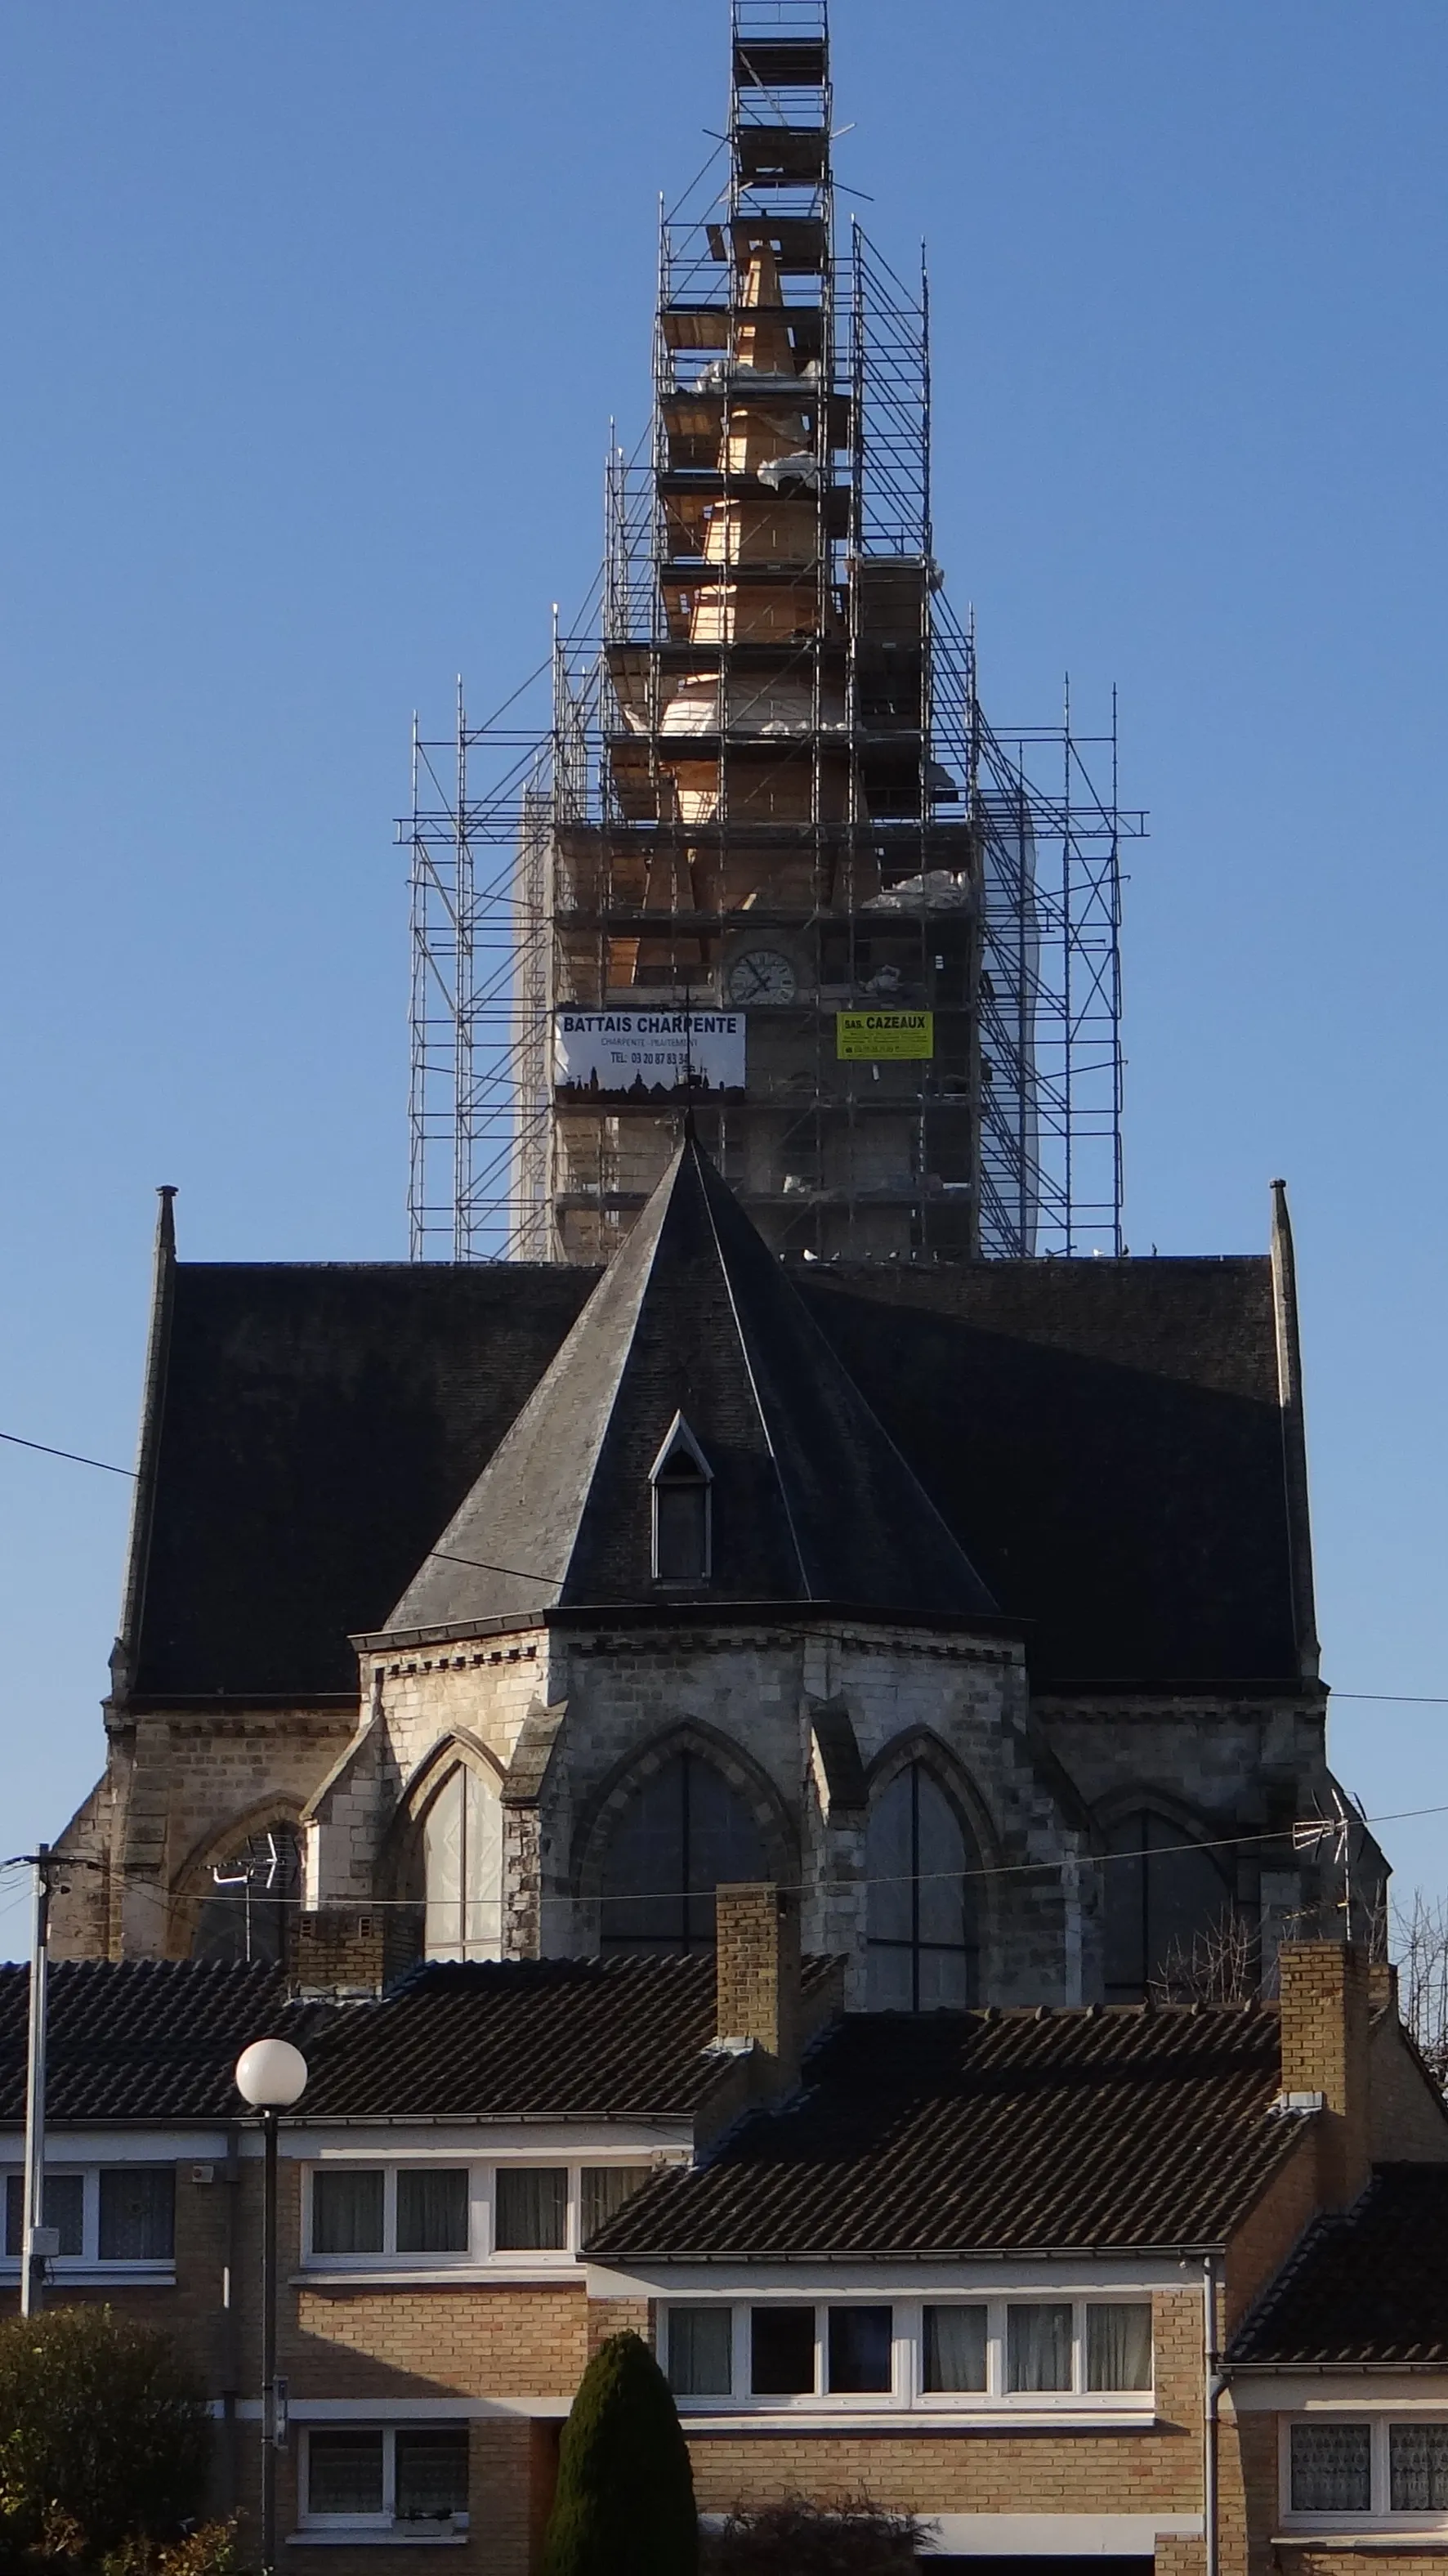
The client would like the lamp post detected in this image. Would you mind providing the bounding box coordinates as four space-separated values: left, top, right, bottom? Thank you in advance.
235 2038 309 2576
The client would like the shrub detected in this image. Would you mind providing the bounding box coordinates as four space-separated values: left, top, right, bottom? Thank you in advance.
542 2330 697 2576
704 2496 924 2574
0 2306 211 2566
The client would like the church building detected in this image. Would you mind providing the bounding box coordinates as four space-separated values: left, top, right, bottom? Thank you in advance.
51 1139 1374 2006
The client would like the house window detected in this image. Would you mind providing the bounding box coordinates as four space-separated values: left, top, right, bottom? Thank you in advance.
660 2297 1153 2413
302 2161 673 2270
1391 2425 1448 2512
865 1760 976 2010
579 2166 652 2242
1285 2419 1448 2520
310 2168 469 2261
923 2304 987 2392
3 2167 173 2270
1008 2302 1072 2392
828 2306 893 2395
1290 2423 1373 2515
302 2426 468 2531
5 2172 84 2257
422 1764 503 1963
751 2305 816 2396
650 1419 713 1583
494 2168 567 2252
668 2308 733 2398
598 1751 766 1955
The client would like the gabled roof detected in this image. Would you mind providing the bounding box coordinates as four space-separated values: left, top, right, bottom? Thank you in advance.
1231 2165 1448 2367
378 1134 998 1640
0 1957 825 2127
118 1197 1301 1701
587 2001 1302 2258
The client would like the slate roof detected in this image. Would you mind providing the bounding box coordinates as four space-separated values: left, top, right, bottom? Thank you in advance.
380 1135 997 1641
121 1178 1299 1700
0 1957 811 2127
1231 2166 1448 2368
586 2002 1300 2258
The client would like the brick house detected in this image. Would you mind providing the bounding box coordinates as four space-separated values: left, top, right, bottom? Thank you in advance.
5 1913 1446 2574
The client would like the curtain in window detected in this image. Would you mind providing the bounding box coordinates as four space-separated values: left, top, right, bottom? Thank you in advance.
923 2304 988 2393
1086 2301 1152 2391
395 2431 469 2520
97 2168 174 2261
667 2307 732 2397
599 1754 766 1954
1290 2423 1371 2514
5 2173 84 2258
1391 2425 1448 2511
580 2167 651 2243
1007 2302 1072 2392
311 2169 385 2256
494 2167 567 2250
866 1762 975 2011
308 2432 385 2517
396 2170 469 2255
423 1767 503 1962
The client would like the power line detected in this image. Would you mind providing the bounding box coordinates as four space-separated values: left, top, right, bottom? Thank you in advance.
0 1430 135 1478
5 1426 1448 1708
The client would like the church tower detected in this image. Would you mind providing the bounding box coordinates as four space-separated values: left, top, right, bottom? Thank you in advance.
408 1 1133 1267
549 3 977 1263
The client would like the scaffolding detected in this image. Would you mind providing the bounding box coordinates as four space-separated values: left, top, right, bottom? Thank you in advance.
405 0 1141 1264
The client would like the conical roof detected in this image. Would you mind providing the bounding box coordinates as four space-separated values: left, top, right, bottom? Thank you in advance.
378 1135 999 1639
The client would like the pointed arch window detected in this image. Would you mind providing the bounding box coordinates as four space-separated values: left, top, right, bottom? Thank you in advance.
650 1416 713 1585
865 1760 977 2010
422 1763 503 1963
194 1821 302 1966
1102 1808 1233 2002
600 1751 766 1955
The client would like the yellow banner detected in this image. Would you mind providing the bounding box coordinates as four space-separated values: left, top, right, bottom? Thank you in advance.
836 1009 935 1061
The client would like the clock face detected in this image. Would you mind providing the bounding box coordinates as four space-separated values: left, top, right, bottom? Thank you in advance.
726 946 798 1004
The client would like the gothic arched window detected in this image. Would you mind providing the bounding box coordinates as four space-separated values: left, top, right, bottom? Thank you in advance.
865 1761 976 2010
599 1751 766 1954
422 1763 503 1962
1102 1807 1234 2001
650 1418 713 1584
194 1821 302 1966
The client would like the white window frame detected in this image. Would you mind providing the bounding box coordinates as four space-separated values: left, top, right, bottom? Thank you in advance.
1279 2415 1448 2530
300 2158 658 2275
0 2163 176 2280
297 2425 470 2538
656 2294 1155 2418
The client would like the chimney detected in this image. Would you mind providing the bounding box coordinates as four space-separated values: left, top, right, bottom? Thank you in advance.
1277 1940 1371 2208
715 1882 800 2095
294 1907 387 2000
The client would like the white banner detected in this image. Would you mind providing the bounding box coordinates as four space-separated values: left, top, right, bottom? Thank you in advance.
554 1010 746 1102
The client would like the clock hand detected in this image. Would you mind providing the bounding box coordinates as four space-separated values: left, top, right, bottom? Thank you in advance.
739 957 770 998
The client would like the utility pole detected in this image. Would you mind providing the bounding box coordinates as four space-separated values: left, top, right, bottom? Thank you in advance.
21 1844 57 2316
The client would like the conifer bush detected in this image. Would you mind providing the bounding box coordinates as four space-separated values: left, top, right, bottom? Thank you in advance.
542 2330 697 2576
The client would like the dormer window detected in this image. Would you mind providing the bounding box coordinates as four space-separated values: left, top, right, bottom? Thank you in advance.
650 1416 713 1584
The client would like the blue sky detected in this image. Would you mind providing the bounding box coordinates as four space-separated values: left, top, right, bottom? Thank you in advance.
2 1 1446 1955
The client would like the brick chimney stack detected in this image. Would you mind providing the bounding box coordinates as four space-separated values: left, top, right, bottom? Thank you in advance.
1277 1940 1371 2210
715 1882 801 2095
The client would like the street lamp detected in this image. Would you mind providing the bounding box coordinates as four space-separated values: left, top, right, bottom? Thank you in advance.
235 2039 308 2576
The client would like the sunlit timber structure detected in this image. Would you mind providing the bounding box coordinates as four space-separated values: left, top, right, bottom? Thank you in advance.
406 1 1141 1264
